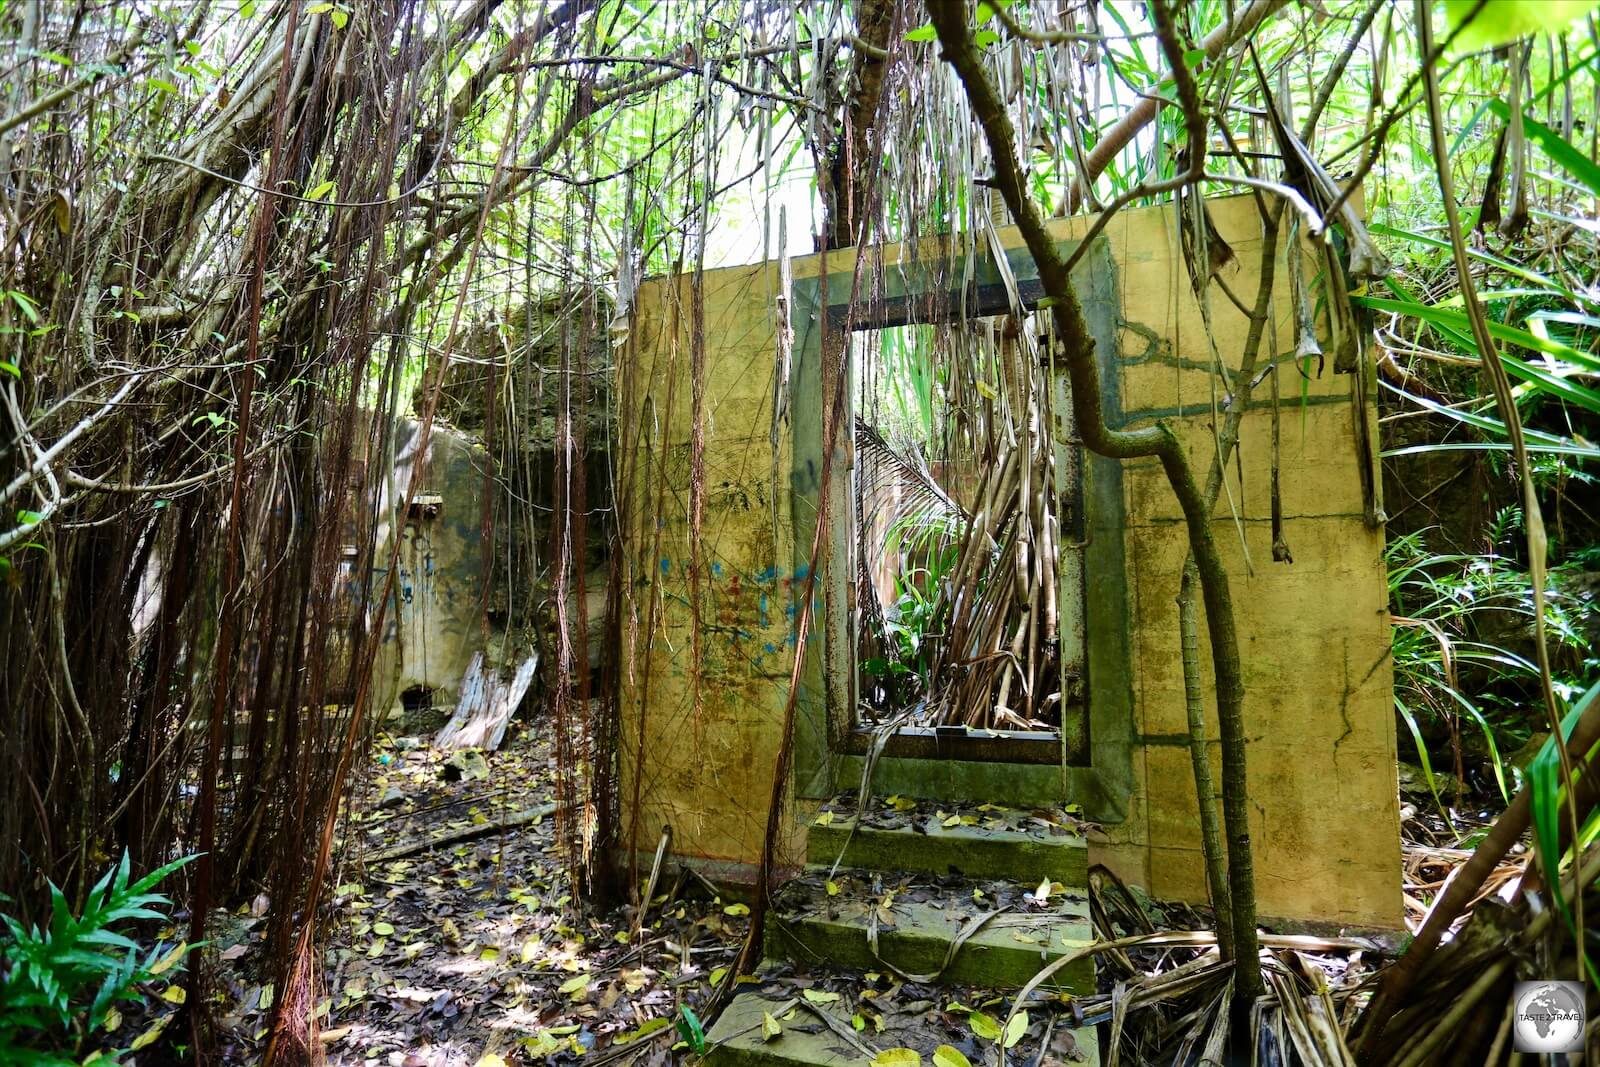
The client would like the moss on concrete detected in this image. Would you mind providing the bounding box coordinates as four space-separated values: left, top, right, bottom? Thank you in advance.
766 896 1093 993
807 818 1087 887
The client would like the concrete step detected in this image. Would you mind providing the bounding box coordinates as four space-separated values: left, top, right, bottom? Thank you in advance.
766 875 1094 993
807 803 1088 888
705 989 1100 1067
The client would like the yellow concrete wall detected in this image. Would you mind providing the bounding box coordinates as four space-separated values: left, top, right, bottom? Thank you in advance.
615 264 805 874
1078 198 1399 929
618 194 1400 928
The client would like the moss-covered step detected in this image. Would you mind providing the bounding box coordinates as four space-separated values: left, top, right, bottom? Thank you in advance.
807 811 1087 888
704 989 1100 1067
765 880 1094 992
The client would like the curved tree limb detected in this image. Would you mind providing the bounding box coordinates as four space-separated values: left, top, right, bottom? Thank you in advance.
927 0 1262 1002
1068 0 1289 212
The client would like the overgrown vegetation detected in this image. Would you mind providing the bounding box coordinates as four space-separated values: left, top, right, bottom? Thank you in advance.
0 852 195 1065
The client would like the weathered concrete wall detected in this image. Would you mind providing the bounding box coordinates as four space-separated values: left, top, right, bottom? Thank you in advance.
615 266 805 876
371 419 493 728
1087 199 1398 929
618 195 1400 928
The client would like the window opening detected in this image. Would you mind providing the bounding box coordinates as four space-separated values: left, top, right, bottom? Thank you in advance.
850 311 1085 740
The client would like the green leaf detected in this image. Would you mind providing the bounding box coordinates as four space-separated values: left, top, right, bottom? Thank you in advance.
1354 293 1600 415
933 1047 973 1067
17 509 43 525
1529 680 1600 982
616 1017 671 1044
306 180 337 202
307 2 334 12
1444 0 1600 52
127 851 200 896
973 29 1000 48
676 1005 706 1054
1368 222 1576 299
8 290 40 324
330 9 349 29
905 23 937 41
1486 100 1600 198
0 361 19 378
1377 381 1594 458
147 77 179 94
1353 295 1600 375
1003 1010 1029 1048
969 1012 1002 1041
872 1050 921 1067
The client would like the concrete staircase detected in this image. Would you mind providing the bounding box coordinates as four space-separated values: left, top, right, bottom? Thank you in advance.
704 800 1100 1066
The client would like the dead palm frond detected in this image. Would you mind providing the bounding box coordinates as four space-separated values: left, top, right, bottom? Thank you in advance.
855 311 1064 732
855 414 969 621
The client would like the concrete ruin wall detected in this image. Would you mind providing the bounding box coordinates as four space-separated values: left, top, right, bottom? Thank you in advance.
370 419 493 729
617 194 1400 928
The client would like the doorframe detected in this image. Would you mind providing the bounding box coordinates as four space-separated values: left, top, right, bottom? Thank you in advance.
788 235 1134 821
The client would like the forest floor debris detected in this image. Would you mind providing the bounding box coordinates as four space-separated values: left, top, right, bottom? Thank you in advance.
210 717 744 1067
183 724 1524 1067
1397 778 1528 937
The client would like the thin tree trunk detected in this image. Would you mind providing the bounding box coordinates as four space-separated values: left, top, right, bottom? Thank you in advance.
820 0 901 249
1173 201 1284 960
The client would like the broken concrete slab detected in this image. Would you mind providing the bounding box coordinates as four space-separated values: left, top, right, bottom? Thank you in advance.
808 816 1087 888
705 990 1101 1067
767 894 1094 993
705 992 861 1067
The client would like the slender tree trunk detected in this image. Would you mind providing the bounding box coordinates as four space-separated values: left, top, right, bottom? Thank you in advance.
820 0 901 249
1174 202 1284 960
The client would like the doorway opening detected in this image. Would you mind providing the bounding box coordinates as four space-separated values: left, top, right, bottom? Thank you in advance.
401 684 436 717
848 310 1086 758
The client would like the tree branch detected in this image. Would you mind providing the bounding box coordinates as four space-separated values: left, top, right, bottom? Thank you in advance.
1069 0 1288 212
928 0 1263 1004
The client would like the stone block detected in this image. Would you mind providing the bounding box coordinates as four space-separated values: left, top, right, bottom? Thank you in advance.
807 817 1088 887
768 895 1095 992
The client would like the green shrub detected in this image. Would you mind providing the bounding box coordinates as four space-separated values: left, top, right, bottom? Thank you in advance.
0 852 198 1066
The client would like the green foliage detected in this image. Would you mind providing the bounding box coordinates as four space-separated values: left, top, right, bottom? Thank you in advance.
1445 0 1600 53
675 1004 706 1054
863 510 963 705
1388 520 1591 810
0 852 198 1065
1526 678 1600 983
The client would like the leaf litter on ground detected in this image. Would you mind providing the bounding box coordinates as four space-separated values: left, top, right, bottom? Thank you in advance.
211 714 744 1066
